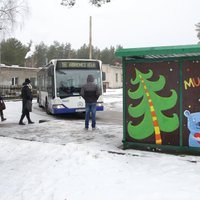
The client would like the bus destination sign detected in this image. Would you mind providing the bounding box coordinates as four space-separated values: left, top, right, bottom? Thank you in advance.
57 61 99 69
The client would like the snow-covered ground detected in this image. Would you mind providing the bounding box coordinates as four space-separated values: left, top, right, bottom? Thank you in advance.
0 88 200 200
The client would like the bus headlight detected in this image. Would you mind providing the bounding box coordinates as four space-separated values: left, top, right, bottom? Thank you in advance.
77 101 84 107
52 104 65 109
96 102 103 107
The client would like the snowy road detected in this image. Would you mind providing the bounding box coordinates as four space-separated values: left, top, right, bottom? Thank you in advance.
0 89 123 149
33 102 123 125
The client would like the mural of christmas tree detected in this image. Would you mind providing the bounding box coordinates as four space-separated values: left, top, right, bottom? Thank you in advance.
128 68 179 145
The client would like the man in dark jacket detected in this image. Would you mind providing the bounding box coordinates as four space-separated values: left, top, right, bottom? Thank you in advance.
19 78 34 125
81 74 100 130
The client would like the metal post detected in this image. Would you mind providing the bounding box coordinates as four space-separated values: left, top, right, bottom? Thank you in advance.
0 22 4 68
0 23 2 67
89 16 92 59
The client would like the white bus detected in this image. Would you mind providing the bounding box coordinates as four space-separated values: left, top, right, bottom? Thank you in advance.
37 59 104 114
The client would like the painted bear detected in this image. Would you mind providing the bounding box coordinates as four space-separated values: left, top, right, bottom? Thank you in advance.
184 110 200 147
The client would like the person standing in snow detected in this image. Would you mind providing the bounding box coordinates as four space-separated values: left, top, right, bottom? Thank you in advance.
19 78 34 125
80 74 100 130
0 93 6 121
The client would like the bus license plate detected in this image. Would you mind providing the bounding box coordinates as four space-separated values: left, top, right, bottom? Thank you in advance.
76 109 85 112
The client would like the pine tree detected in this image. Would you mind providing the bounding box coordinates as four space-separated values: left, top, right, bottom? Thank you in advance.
1 38 28 66
128 68 179 145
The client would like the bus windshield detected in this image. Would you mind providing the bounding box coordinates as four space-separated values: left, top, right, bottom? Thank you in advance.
56 69 102 98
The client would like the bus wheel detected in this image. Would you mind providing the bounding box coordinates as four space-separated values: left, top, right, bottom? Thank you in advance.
45 99 50 114
37 97 42 107
76 112 85 119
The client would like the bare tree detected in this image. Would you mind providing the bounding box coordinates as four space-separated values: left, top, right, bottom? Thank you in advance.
0 0 29 32
61 0 111 8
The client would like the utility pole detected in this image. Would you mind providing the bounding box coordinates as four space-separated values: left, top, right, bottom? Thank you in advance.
0 22 2 67
89 16 92 59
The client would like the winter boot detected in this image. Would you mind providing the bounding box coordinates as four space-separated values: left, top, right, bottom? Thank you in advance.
1 113 6 121
27 113 34 124
19 115 25 125
19 121 25 125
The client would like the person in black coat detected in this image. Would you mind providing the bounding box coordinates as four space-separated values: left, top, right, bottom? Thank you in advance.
19 78 34 125
0 94 6 121
80 74 100 130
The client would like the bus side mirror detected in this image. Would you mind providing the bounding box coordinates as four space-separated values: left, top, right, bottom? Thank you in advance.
102 72 106 81
48 65 54 76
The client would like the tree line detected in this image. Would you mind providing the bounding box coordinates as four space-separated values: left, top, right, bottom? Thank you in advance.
0 38 123 67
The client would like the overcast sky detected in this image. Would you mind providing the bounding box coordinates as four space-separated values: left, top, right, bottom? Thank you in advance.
12 0 200 49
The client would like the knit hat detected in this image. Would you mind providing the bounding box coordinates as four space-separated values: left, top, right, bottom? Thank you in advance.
87 74 94 82
25 78 31 84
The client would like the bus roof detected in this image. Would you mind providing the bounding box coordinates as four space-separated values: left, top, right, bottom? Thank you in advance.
49 59 101 62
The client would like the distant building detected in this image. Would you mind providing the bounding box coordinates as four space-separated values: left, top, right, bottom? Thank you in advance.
102 64 122 89
0 65 39 87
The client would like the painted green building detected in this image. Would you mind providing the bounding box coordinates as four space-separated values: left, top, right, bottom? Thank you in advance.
115 44 200 155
